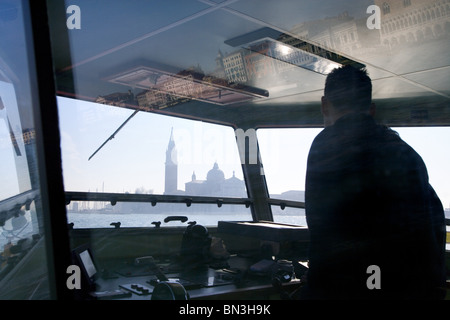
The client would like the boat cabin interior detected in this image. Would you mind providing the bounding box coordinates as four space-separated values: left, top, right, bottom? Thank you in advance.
0 0 449 301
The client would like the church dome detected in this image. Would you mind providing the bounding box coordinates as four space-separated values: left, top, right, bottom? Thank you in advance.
206 162 225 182
224 171 242 186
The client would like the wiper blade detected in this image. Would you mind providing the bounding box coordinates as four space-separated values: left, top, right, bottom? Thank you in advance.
88 110 138 161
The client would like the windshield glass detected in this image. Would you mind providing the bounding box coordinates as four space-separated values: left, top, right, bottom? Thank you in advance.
258 126 450 226
58 96 252 227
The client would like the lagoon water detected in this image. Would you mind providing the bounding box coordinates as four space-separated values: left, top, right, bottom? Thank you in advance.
66 211 308 229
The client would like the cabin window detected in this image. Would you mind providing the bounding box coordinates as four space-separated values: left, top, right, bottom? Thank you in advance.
393 127 450 250
0 1 66 299
257 126 450 229
394 127 450 218
58 97 252 228
257 128 321 226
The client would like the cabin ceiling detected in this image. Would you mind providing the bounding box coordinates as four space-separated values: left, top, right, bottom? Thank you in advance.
47 0 450 128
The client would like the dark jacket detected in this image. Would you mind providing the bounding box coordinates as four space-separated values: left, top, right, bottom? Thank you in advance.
303 113 446 299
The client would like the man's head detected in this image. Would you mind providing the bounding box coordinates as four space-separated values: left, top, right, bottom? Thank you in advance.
321 65 375 127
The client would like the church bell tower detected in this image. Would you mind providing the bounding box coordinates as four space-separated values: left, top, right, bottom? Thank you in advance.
164 128 178 194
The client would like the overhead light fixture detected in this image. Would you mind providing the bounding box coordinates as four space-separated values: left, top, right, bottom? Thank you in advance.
225 27 365 75
104 62 269 107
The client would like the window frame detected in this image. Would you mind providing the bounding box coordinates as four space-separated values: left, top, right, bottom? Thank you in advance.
27 0 73 299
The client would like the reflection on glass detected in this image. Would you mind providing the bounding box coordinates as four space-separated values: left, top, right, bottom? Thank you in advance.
0 81 32 200
53 0 450 123
102 63 269 108
0 0 51 299
243 38 342 75
225 26 363 75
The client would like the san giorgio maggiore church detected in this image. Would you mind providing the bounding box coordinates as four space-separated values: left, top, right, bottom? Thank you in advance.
164 129 246 198
112 129 248 215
